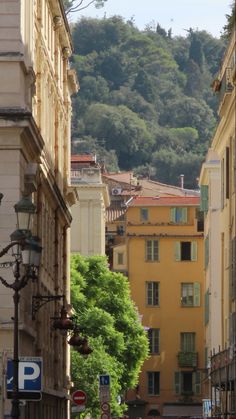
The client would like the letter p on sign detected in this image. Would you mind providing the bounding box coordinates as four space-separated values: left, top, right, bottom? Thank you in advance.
19 362 40 390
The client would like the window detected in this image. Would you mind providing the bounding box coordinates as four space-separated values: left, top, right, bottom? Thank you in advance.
148 329 160 354
175 371 201 395
170 207 187 223
147 371 160 395
146 240 159 261
175 241 197 261
181 283 200 307
141 208 149 222
117 253 124 265
146 282 159 306
180 332 195 352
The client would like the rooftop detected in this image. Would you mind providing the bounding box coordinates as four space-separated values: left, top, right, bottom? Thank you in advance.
128 196 200 207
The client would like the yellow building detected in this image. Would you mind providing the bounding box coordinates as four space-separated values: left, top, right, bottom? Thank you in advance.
200 27 236 418
114 196 205 419
0 0 77 417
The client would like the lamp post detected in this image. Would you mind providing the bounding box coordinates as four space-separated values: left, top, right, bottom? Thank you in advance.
0 195 42 419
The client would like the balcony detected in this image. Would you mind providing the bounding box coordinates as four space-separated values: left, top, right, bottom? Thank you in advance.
178 352 198 368
71 167 101 185
217 68 234 116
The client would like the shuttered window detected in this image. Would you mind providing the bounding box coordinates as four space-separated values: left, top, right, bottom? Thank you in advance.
175 241 197 261
200 185 208 212
147 371 160 395
180 332 195 352
181 283 200 307
141 208 149 222
146 282 159 306
204 235 209 270
148 329 160 354
204 289 210 325
170 207 188 223
146 240 159 261
174 372 201 395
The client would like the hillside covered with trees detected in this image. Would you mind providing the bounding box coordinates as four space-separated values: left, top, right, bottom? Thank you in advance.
70 16 226 188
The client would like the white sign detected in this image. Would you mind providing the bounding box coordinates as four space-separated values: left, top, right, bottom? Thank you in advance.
72 405 86 413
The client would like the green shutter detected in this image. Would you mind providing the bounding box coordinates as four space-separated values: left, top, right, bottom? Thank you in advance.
170 208 176 222
175 242 181 261
194 371 201 395
204 236 209 269
193 282 200 306
204 289 210 325
174 372 181 394
200 185 208 212
191 241 197 261
182 208 188 222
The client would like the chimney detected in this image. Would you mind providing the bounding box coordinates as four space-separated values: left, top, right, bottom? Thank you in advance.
180 174 184 189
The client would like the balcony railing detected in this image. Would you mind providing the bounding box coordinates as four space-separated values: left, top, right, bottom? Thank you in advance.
178 351 198 367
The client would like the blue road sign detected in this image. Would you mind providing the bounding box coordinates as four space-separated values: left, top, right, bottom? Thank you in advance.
99 375 110 386
7 357 42 392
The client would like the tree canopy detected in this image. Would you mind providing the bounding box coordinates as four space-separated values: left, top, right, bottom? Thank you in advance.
70 16 226 188
70 254 149 417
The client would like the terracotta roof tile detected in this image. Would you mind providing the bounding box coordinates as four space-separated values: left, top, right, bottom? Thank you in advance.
71 154 96 163
128 196 200 207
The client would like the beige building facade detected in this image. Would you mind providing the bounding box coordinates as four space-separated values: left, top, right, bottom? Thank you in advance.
70 154 110 256
0 0 77 417
200 28 236 417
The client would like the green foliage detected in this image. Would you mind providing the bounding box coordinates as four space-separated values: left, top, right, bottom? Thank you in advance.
70 255 149 416
70 17 225 187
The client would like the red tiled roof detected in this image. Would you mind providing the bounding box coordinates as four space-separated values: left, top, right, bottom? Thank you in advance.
128 196 200 207
71 154 96 163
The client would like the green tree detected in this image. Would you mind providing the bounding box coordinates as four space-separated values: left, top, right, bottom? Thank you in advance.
70 255 149 417
151 148 202 189
82 103 153 168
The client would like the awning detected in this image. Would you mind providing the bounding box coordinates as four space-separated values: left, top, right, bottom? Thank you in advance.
162 404 202 417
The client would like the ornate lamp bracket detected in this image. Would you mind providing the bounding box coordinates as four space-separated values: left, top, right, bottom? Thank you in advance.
32 294 64 320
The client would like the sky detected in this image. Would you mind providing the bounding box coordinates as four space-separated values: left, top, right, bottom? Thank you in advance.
69 0 232 38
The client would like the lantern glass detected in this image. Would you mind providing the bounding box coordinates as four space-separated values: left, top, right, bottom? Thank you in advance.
14 196 36 232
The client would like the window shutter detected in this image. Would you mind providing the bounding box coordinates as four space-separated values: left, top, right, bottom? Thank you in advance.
200 185 208 212
205 289 210 325
194 371 201 395
175 242 181 261
170 208 176 222
191 241 197 261
193 282 200 306
182 208 188 222
204 236 209 270
174 372 181 394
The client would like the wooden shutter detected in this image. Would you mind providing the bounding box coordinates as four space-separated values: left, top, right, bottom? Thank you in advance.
205 289 210 325
170 208 176 222
175 242 181 261
204 236 209 270
174 372 181 394
194 371 201 395
193 282 200 306
200 185 208 212
181 208 188 222
191 241 197 261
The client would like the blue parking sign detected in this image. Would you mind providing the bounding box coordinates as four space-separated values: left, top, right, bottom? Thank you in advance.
7 357 42 392
99 374 110 386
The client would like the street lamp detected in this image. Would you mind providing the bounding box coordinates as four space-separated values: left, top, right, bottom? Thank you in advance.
0 195 42 419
